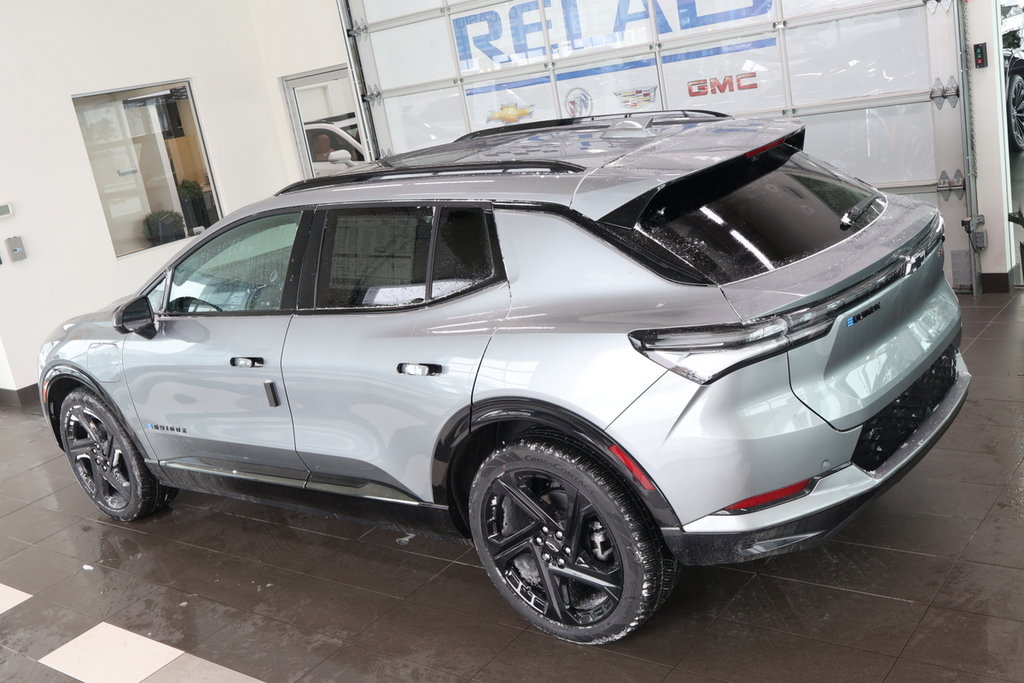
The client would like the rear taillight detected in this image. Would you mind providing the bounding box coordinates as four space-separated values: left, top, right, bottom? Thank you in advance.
719 478 813 513
629 215 944 384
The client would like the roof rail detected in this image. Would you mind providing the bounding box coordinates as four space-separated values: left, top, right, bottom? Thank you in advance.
275 160 586 196
455 110 729 141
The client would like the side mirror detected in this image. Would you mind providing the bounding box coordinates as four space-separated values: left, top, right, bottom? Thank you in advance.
328 149 353 165
113 295 157 338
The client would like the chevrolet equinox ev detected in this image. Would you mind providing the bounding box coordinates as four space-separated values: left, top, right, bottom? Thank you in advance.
40 112 969 643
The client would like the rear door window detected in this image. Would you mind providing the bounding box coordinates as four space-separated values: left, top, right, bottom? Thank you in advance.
315 205 498 309
638 146 882 284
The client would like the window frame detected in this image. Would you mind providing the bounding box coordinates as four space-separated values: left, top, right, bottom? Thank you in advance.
300 201 505 313
141 207 316 319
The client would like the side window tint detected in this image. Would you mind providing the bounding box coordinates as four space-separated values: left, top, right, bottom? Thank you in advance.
317 207 432 308
431 208 494 299
167 213 301 313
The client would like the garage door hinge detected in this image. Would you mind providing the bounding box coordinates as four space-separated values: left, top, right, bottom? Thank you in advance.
363 86 382 103
348 20 368 38
930 77 959 109
938 170 965 201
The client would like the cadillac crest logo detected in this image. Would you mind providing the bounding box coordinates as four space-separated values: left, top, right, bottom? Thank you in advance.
615 86 658 109
488 104 534 125
564 88 593 117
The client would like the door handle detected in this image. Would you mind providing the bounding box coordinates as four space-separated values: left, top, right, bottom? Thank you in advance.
230 357 264 368
264 380 281 407
397 363 443 376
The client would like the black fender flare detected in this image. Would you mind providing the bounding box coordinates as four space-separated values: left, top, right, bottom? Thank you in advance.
40 362 148 460
431 397 682 531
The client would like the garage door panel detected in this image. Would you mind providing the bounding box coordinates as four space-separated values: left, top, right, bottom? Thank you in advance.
371 18 459 90
801 103 936 186
382 88 467 154
787 8 930 105
660 35 785 114
555 56 661 117
782 0 883 19
465 73 557 131
453 1 557 76
355 0 443 25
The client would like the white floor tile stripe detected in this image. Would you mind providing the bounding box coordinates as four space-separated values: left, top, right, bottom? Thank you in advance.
143 654 263 682
0 582 32 614
39 622 183 683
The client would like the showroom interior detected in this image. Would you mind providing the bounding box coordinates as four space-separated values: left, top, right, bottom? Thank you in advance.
3 0 1024 680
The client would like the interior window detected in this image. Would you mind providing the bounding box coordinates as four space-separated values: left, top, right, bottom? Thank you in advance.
317 207 432 308
431 207 494 299
167 213 301 313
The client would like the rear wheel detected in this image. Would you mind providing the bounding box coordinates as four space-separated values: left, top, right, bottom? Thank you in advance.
469 439 671 644
59 388 176 521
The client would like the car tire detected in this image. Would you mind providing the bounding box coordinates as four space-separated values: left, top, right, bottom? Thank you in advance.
1009 74 1024 152
469 438 671 644
58 388 176 521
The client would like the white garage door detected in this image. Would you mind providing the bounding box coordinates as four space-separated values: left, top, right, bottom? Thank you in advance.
341 0 974 290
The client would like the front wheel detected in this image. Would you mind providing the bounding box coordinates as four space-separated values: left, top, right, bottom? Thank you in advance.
59 388 176 521
469 439 671 644
1009 74 1024 152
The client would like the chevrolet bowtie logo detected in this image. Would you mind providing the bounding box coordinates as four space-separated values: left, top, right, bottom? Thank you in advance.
488 104 534 125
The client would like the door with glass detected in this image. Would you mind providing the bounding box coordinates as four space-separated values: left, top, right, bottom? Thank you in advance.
123 211 311 481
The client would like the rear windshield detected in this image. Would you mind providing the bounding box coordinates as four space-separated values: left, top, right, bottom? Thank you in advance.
637 146 882 284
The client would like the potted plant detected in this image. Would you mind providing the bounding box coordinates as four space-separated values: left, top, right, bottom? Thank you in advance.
177 180 209 232
143 210 185 246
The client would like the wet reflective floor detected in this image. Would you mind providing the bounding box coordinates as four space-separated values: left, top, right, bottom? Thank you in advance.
2 291 1024 682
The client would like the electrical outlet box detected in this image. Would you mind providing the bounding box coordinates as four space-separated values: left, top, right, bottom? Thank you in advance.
5 236 26 262
972 230 988 250
974 42 988 68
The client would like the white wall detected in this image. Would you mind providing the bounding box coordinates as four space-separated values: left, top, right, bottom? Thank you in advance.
965 0 1013 282
0 0 346 391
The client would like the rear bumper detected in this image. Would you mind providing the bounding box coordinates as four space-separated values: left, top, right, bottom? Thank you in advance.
663 353 970 565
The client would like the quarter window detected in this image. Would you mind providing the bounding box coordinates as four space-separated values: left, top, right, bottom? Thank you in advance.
316 206 496 309
432 208 495 299
168 213 301 313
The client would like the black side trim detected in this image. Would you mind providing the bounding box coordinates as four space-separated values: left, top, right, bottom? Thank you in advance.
432 397 682 531
152 463 465 541
40 364 149 460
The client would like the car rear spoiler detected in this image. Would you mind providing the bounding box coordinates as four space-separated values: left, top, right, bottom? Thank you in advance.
598 127 806 230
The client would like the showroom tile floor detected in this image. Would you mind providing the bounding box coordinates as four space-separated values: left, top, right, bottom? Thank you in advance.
2 292 1024 682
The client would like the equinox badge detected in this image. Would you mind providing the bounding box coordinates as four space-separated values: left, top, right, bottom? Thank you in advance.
846 302 881 327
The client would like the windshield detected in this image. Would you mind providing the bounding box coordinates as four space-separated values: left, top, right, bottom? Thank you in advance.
637 146 881 285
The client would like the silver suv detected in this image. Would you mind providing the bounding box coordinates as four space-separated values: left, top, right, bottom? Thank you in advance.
39 112 969 644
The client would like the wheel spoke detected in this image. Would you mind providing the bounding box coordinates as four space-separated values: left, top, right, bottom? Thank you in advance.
488 520 540 567
75 409 104 446
551 562 623 602
66 438 94 458
532 547 568 623
495 474 560 530
563 491 595 560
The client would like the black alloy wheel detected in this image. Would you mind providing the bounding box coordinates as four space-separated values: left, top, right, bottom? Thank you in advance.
1010 74 1024 152
469 439 672 644
59 388 175 521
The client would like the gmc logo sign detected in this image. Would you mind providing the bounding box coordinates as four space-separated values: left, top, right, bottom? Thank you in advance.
688 72 758 97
